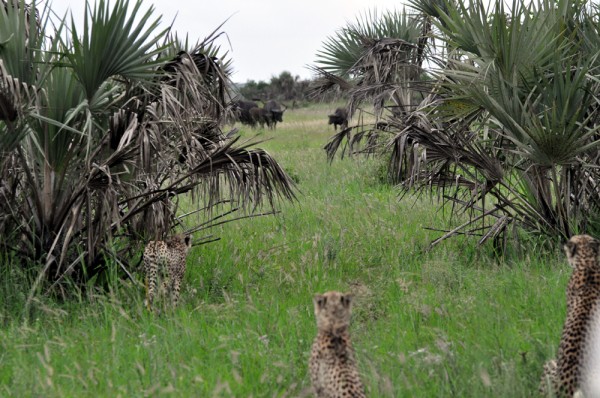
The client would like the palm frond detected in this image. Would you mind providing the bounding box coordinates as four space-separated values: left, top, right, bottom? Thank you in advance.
307 65 353 98
64 0 168 100
315 9 423 77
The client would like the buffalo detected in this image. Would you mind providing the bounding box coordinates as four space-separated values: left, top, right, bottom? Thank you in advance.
249 107 273 129
264 100 287 129
234 100 259 126
328 108 349 131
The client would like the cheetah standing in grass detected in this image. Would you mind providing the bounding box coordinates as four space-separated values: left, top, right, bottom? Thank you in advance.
143 234 192 310
309 291 366 398
540 234 600 397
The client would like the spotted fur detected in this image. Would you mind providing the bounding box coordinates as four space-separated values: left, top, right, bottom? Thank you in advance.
540 234 600 397
579 304 600 397
143 234 192 310
309 291 366 398
540 359 557 396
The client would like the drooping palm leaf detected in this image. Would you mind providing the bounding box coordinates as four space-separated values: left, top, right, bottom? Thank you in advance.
315 9 423 77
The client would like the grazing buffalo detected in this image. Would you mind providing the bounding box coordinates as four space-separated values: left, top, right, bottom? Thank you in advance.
249 107 272 129
328 108 349 131
264 100 287 129
234 100 259 126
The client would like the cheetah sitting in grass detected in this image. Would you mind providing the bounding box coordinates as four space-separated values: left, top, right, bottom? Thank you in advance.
309 291 366 398
540 234 600 397
143 234 192 310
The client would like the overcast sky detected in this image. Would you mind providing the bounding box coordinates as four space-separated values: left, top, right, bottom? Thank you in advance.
46 0 406 83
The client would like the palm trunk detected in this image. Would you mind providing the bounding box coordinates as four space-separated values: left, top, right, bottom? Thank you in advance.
531 165 555 227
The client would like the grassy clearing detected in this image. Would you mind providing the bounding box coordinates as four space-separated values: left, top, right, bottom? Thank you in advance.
0 103 569 397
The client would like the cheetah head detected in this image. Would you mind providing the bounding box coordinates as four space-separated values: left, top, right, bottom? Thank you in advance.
168 234 192 251
313 291 353 334
564 234 600 269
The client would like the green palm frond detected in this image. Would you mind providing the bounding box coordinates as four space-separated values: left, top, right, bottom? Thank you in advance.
0 0 48 83
64 0 168 101
164 19 235 80
408 0 453 23
0 0 55 153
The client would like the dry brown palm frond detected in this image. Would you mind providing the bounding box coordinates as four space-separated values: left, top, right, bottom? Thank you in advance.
387 100 600 245
0 60 38 148
324 126 354 162
307 65 353 99
347 37 425 115
312 36 429 119
351 37 422 81
118 137 296 220
314 10 434 183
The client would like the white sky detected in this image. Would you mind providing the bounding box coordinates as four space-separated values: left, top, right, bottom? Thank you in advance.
46 0 407 83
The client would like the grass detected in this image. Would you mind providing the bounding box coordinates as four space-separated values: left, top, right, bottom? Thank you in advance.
0 102 570 397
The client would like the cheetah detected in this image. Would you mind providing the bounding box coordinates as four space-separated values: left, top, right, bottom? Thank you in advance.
540 234 600 397
309 291 366 398
579 304 600 397
143 234 192 310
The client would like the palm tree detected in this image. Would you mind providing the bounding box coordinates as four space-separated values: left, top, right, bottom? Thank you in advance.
311 9 433 182
0 0 295 288
316 0 600 247
403 0 600 245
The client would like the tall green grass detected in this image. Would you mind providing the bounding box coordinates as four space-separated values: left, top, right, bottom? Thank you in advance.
0 103 568 397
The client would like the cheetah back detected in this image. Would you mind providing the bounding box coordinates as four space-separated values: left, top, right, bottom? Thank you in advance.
310 333 366 398
552 235 600 397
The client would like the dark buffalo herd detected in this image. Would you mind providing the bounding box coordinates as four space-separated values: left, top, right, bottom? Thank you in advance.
234 101 350 132
234 99 287 129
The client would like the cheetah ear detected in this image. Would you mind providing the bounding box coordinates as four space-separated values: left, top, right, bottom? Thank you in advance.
314 294 326 309
564 240 577 258
184 235 192 247
341 293 353 308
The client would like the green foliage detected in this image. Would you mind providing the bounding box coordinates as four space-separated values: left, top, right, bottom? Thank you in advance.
238 71 312 102
239 78 270 99
66 0 167 101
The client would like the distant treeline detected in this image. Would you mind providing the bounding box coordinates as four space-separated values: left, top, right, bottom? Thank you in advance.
235 71 342 105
